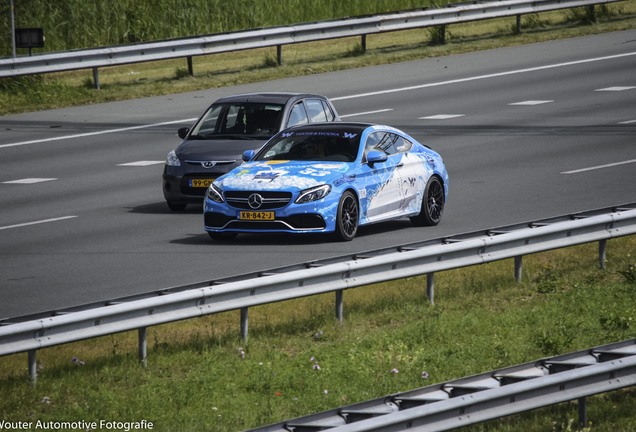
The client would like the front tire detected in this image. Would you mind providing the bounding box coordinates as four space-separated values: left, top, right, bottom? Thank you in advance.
334 191 359 241
410 176 444 226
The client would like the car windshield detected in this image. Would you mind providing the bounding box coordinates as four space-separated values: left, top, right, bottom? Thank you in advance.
189 102 283 139
255 130 361 162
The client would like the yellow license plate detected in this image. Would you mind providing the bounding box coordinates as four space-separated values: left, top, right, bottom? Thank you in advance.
190 178 215 188
239 211 275 221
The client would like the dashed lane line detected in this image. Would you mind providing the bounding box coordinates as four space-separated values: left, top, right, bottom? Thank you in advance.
0 216 78 231
3 178 57 184
561 159 636 174
0 118 198 149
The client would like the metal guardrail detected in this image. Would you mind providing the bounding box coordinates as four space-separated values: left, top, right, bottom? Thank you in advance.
1 204 635 383
248 339 636 431
0 0 622 84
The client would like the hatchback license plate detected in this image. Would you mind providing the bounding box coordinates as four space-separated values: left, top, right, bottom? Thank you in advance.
239 211 274 221
190 178 215 188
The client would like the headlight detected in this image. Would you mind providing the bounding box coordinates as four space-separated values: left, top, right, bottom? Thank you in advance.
295 184 331 204
206 183 224 203
166 150 181 166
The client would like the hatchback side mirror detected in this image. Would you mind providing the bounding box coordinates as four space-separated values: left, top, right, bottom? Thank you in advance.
177 127 189 139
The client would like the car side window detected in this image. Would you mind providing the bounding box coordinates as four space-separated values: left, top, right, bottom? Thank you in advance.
194 105 223 135
365 132 412 156
287 103 309 127
224 105 245 133
305 99 328 123
394 135 413 153
365 132 395 155
321 100 336 121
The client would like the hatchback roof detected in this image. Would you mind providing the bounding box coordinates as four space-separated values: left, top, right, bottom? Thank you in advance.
284 122 374 134
214 92 329 104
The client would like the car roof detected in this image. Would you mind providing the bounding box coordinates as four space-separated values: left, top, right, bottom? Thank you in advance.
214 92 330 104
284 122 375 134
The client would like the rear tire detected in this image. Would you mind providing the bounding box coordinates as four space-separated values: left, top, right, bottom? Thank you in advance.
334 191 359 241
410 176 444 226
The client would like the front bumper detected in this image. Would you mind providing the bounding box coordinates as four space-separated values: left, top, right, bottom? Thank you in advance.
162 173 209 204
204 198 337 234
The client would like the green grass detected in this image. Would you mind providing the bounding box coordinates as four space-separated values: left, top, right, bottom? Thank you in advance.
1 237 635 431
1 3 636 430
1 2 635 115
1 0 437 53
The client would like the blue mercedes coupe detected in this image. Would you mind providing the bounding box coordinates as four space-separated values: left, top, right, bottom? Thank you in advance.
204 122 448 241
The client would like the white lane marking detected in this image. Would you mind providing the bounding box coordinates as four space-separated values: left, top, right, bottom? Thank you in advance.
618 119 636 124
331 52 636 101
340 109 394 118
509 100 553 106
419 114 465 120
0 216 77 231
561 159 636 174
117 161 164 166
0 118 198 149
595 86 636 92
3 178 57 184
2 52 635 149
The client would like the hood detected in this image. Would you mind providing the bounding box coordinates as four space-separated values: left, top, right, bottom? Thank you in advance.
176 137 267 161
218 160 350 191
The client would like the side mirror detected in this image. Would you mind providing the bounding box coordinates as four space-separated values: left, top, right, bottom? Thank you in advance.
242 150 256 161
367 150 387 166
177 127 189 139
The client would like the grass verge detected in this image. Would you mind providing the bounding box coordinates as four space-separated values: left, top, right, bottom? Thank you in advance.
1 3 635 115
1 4 635 431
0 236 635 431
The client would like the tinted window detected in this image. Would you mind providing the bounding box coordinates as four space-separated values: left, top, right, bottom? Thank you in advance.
194 105 223 136
365 132 412 156
305 99 328 123
321 100 336 121
256 130 360 162
287 103 309 127
394 135 412 153
190 103 283 138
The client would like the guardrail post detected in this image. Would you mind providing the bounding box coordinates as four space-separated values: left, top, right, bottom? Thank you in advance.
578 397 588 427
335 290 344 323
28 349 37 386
515 15 522 34
598 239 607 269
138 327 147 367
514 256 523 282
240 307 249 341
427 273 435 305
361 34 367 52
437 25 446 45
277 45 283 66
92 67 100 90
187 56 194 76
587 5 596 22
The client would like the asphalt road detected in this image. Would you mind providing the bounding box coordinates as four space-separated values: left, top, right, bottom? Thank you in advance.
1 30 635 319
